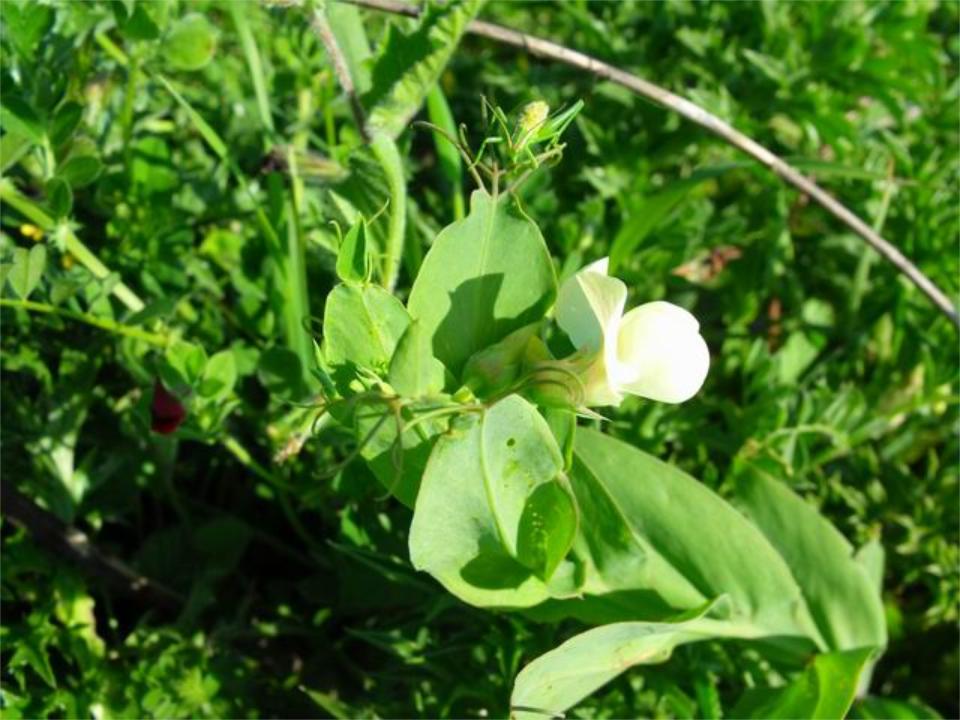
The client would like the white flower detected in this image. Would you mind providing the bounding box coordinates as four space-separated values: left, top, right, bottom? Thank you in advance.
554 257 710 407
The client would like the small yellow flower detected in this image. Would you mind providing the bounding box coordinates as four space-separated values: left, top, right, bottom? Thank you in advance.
20 223 44 241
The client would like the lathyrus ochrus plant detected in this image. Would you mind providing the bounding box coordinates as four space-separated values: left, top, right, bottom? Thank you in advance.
311 104 887 719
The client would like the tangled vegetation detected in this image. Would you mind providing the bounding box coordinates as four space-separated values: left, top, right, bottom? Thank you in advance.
1 1 957 717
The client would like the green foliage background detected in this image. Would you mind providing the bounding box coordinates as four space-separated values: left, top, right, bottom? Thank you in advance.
1 0 957 717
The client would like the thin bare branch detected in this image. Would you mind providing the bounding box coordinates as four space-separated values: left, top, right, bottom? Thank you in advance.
340 0 959 328
1 483 183 612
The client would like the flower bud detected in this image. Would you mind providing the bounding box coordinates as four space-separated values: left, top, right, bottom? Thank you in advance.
462 324 539 399
515 101 550 152
151 379 187 434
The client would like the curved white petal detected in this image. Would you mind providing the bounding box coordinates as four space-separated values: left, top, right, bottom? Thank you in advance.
555 257 626 354
616 301 709 403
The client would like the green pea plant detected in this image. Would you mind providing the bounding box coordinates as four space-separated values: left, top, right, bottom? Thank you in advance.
11 0 952 716
302 99 887 718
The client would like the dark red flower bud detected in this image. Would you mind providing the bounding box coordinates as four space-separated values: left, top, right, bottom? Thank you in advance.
151 379 186 434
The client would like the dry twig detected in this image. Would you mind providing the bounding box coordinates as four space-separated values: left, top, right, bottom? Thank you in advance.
1 483 183 612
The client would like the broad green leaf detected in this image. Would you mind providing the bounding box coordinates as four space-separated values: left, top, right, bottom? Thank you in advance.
130 136 178 194
322 283 410 372
733 647 876 719
58 155 103 188
46 177 72 219
555 429 824 642
365 0 485 139
230 342 261 378
163 14 218 72
408 395 573 607
258 347 309 402
480 398 565 560
388 321 446 398
336 220 370 284
1 130 33 173
1 1 53 60
774 331 821 384
164 340 208 387
734 465 887 651
50 277 82 306
9 244 46 300
854 538 885 595
0 95 44 143
118 3 161 40
511 599 729 720
198 350 237 399
49 102 83 147
408 191 557 377
516 478 578 581
112 0 135 22
851 537 886 699
462 323 539 399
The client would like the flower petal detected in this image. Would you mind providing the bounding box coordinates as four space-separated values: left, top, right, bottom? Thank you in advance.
578 354 625 407
616 301 709 403
151 379 187 434
555 257 626 354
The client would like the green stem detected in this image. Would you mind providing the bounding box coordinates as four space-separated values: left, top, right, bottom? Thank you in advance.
64 232 145 312
94 32 129 66
369 133 406 291
285 143 313 379
41 136 57 180
401 404 477 436
0 181 146 312
0 179 51 227
425 86 465 220
0 299 167 346
230 2 275 135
